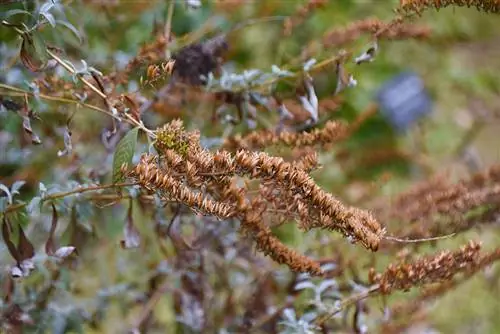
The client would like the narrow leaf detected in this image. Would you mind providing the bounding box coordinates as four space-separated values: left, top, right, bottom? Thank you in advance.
54 246 76 259
11 180 26 195
120 201 140 249
57 126 72 157
0 98 22 111
0 184 13 205
55 20 82 43
2 217 21 264
45 203 58 255
19 32 48 72
17 225 34 261
41 12 56 27
3 9 35 20
112 127 139 183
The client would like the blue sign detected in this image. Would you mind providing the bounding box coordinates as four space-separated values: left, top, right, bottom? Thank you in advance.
376 71 433 132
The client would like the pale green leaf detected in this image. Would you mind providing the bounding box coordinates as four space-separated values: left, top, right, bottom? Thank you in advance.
112 127 139 184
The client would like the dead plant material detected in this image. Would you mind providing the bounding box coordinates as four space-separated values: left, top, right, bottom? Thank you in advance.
126 120 384 274
283 0 328 36
398 0 500 15
369 240 483 294
302 18 430 59
377 164 500 240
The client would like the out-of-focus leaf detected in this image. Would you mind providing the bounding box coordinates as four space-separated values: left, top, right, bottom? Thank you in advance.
3 9 35 20
39 1 56 15
2 217 21 263
19 31 48 72
3 276 14 303
0 183 13 204
54 246 76 259
11 180 26 195
294 281 316 291
120 201 140 249
112 127 139 183
39 182 47 197
55 19 82 43
10 259 35 278
17 224 34 261
27 196 42 215
22 115 42 144
57 126 73 157
45 203 58 255
0 98 22 111
41 11 56 27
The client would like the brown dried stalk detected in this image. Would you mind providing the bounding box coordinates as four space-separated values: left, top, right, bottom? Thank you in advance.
398 0 500 15
223 103 378 152
126 120 384 274
377 163 500 240
302 17 430 59
283 0 327 36
381 245 500 332
369 240 483 294
222 120 348 151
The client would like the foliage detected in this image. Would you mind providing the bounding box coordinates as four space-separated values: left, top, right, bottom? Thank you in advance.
1 0 500 333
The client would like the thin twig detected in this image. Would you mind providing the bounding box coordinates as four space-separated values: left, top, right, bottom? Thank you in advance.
47 49 107 100
383 233 456 244
3 182 138 214
315 284 380 326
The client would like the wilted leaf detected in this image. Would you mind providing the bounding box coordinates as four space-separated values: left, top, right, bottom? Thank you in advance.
19 31 48 72
354 41 378 65
27 196 42 214
334 61 357 95
10 259 34 278
294 281 316 291
4 9 35 20
0 98 22 111
22 115 42 144
120 202 140 249
45 203 58 255
10 265 24 278
17 224 34 261
2 217 21 263
11 180 26 195
0 183 13 204
54 246 76 259
57 126 73 157
40 11 56 27
3 276 14 303
112 127 139 183
55 19 82 43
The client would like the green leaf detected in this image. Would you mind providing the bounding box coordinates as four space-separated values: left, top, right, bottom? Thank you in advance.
112 127 139 184
19 31 48 72
3 9 35 20
56 19 82 43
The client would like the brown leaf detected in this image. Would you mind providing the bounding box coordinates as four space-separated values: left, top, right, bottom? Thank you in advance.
21 115 41 145
57 126 73 157
120 201 140 249
3 275 15 304
2 217 21 264
19 32 48 72
45 203 58 255
17 225 34 261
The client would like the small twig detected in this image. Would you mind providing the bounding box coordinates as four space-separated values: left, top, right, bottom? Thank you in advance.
3 182 138 214
47 49 107 100
164 0 175 47
315 284 380 326
130 281 172 331
45 50 154 137
383 233 456 244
